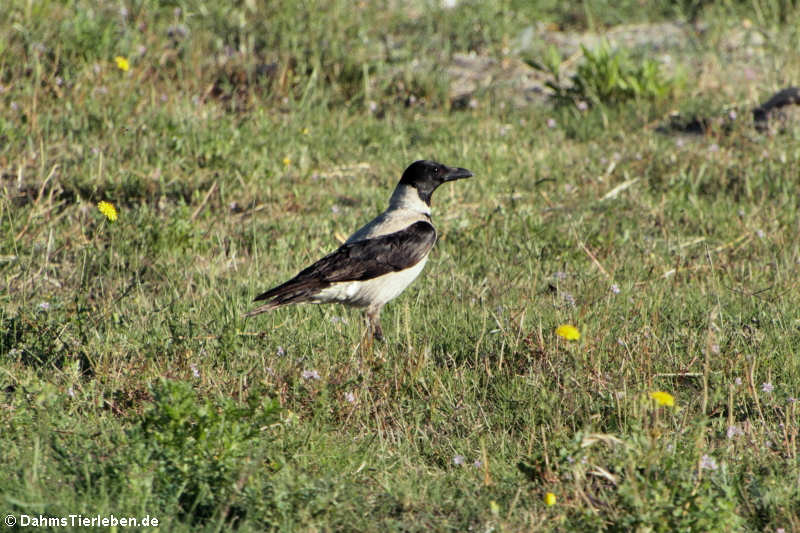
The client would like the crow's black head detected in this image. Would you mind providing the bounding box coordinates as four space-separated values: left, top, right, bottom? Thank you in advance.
398 160 473 205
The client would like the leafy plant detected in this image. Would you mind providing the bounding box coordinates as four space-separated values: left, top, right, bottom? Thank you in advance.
521 428 743 531
126 380 281 524
533 43 679 107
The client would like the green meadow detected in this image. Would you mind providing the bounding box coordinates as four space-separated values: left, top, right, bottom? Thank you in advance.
2 1 800 530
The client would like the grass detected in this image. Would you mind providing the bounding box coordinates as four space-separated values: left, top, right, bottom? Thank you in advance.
2 0 800 531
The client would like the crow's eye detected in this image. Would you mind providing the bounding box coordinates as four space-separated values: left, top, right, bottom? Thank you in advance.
432 167 439 174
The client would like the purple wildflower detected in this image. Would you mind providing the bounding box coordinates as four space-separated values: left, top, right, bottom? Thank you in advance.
726 425 742 439
699 454 718 471
302 370 321 381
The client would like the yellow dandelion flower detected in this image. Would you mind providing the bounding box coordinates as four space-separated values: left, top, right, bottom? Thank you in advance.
114 56 130 72
283 157 291 167
489 500 500 515
97 201 118 222
649 391 675 407
302 127 309 135
544 492 556 506
555 324 580 340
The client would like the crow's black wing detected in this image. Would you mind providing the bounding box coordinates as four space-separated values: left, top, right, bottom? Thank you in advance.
251 221 436 306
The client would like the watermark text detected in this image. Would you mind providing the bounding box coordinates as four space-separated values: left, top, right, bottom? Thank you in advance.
4 513 159 528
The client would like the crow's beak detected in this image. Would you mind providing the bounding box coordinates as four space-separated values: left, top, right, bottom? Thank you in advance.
442 166 473 182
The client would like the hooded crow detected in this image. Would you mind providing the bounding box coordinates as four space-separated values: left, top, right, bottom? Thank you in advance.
245 160 473 340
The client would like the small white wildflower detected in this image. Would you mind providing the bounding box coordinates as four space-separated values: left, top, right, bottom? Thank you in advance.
345 392 356 404
610 284 620 294
675 138 685 148
473 459 482 468
756 229 765 239
38 302 51 311
302 369 321 381
552 271 567 280
330 205 340 214
190 363 200 379
761 382 774 393
276 346 286 356
708 143 719 153
727 425 742 439
368 101 378 113
67 387 75 398
711 343 720 354
699 454 718 471
734 377 742 386
728 110 738 120
561 292 575 307
576 101 588 111
452 455 465 466
546 118 557 128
